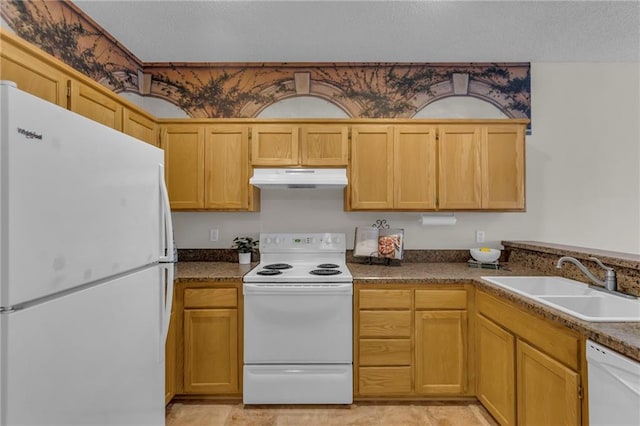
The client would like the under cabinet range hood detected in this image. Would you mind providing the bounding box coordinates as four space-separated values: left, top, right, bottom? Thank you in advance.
249 168 348 189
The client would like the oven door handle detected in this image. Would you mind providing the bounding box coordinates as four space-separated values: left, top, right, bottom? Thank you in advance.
243 283 353 295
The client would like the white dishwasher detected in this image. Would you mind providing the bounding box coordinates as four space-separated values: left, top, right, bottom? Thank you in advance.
586 340 640 426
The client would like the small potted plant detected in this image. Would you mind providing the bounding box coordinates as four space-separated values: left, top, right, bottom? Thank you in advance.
232 237 258 264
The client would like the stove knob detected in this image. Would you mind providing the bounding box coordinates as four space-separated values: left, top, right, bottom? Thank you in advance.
326 236 332 244
335 236 341 244
265 237 272 245
274 237 281 244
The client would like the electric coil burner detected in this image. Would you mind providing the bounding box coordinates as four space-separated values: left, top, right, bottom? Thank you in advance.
310 269 342 276
243 233 353 405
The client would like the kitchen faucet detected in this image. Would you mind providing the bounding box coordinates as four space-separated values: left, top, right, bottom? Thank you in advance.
556 256 617 292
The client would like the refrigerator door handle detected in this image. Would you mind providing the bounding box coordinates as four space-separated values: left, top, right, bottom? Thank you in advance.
159 164 175 263
162 263 175 345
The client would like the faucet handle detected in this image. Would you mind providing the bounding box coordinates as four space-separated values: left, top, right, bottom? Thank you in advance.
589 257 614 271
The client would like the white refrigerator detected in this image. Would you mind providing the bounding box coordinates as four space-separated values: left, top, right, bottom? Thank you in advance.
0 81 175 425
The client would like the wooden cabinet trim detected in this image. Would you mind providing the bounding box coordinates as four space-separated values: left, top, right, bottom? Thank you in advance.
358 367 413 395
359 289 412 309
359 339 412 366
415 289 467 310
184 288 238 308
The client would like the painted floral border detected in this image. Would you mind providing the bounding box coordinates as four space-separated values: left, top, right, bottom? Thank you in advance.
2 0 530 123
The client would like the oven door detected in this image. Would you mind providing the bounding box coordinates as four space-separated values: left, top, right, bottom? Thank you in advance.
243 283 352 364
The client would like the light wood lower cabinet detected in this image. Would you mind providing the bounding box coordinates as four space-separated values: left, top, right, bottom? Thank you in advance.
165 301 178 404
476 290 582 426
174 283 242 397
415 310 468 395
183 308 238 394
516 340 580 426
476 314 516 426
355 284 471 398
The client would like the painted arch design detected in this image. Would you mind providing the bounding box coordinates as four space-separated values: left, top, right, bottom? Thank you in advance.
1 0 531 123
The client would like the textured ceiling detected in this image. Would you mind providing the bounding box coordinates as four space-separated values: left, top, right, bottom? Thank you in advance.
72 0 640 63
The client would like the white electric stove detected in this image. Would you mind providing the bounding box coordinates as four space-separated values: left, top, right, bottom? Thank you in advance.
243 233 353 405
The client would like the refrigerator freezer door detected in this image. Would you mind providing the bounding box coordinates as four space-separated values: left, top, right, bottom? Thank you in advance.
0 85 164 307
0 266 164 426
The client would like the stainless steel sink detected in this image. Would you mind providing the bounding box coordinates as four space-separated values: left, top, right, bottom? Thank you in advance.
481 276 640 322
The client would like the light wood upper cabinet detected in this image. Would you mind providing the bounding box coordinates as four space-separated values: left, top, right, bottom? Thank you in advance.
251 125 299 165
300 125 349 166
69 80 123 131
0 31 69 107
251 124 348 166
439 124 525 211
438 125 483 209
394 126 437 209
516 340 580 426
482 125 525 209
161 124 257 211
204 126 253 210
123 108 158 146
350 125 394 209
349 125 437 210
161 125 205 210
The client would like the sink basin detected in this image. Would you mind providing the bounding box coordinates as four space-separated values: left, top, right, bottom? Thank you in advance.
539 295 640 322
481 276 640 322
481 276 596 296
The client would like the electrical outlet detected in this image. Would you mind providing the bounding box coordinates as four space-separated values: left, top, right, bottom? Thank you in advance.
475 230 485 243
209 229 219 242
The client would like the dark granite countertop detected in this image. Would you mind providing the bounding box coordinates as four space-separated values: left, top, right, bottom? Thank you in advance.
175 260 640 362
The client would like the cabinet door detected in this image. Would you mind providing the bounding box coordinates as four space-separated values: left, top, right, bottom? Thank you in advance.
165 306 177 405
394 125 437 209
438 126 482 209
476 315 516 426
300 125 349 166
69 80 123 131
482 125 525 210
0 37 68 107
123 108 158 146
415 310 468 395
183 309 239 394
516 340 580 426
251 125 299 165
349 125 394 209
204 126 251 209
161 125 205 210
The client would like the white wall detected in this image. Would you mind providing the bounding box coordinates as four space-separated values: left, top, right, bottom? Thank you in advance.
529 63 640 254
130 63 640 254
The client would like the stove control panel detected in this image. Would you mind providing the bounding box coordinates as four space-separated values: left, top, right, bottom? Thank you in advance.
259 233 346 253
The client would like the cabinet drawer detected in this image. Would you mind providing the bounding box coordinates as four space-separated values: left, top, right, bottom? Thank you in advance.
415 289 467 310
359 311 412 338
359 367 412 395
477 291 580 370
359 339 412 366
359 289 412 309
184 288 237 308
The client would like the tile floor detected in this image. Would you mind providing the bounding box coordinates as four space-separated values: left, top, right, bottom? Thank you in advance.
166 401 498 426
